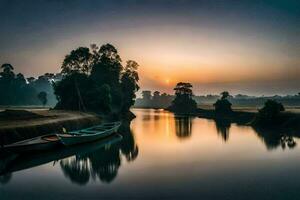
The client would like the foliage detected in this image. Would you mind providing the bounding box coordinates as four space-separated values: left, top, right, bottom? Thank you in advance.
37 91 47 106
54 43 139 114
168 82 197 113
54 72 111 113
258 100 285 120
142 91 151 101
61 47 93 74
174 82 193 97
135 90 173 108
0 63 58 106
220 91 230 100
120 60 140 112
213 91 232 114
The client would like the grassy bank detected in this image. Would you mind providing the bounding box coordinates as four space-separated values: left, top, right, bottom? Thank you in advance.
0 109 102 145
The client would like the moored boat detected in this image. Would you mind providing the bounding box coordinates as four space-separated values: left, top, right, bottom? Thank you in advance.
2 134 61 153
57 121 122 146
0 134 123 176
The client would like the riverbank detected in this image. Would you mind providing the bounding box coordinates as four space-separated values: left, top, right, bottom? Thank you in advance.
0 109 102 145
197 108 300 135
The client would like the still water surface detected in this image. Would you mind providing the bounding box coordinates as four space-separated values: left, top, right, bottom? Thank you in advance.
1 109 300 200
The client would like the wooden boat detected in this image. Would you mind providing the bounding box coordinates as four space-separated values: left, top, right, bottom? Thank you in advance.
2 134 61 153
0 134 123 176
57 121 122 146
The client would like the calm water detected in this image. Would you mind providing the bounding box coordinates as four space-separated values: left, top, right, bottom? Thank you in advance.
1 108 300 200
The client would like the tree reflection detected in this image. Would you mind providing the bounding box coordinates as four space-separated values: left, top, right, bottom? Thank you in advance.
280 136 297 150
60 122 138 185
253 127 297 150
174 116 193 139
60 157 90 185
214 119 231 142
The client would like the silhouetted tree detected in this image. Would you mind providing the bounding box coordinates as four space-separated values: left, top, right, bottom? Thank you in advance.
54 72 111 113
27 77 35 84
221 91 229 100
37 91 47 106
120 60 140 113
254 100 285 125
61 47 93 74
54 43 139 114
142 91 152 101
90 43 123 109
90 43 122 87
0 63 40 105
213 91 232 114
168 82 197 113
152 91 160 108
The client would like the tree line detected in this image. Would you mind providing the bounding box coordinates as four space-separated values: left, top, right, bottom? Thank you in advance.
0 64 60 106
135 89 300 109
0 43 139 115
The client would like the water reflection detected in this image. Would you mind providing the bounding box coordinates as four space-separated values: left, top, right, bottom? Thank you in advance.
0 122 138 185
214 119 231 142
280 136 296 149
59 122 138 185
253 126 297 150
212 118 298 150
174 116 193 139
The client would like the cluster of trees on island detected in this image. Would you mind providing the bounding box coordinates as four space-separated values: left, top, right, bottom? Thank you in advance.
54 43 139 115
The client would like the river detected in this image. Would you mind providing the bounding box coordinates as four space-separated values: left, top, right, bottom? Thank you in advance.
1 108 300 200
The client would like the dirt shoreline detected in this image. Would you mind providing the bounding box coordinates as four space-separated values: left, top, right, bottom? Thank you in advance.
0 109 102 145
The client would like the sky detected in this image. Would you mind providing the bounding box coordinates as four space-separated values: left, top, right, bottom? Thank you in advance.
0 0 299 96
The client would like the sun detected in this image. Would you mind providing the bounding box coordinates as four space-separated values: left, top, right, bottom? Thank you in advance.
165 78 170 85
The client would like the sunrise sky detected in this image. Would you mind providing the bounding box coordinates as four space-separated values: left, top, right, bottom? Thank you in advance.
1 0 299 95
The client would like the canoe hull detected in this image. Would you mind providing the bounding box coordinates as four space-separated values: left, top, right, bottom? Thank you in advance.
58 123 121 146
2 135 61 153
0 134 123 176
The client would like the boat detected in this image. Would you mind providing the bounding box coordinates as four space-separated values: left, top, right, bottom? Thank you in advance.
2 134 62 153
0 134 123 176
57 121 122 146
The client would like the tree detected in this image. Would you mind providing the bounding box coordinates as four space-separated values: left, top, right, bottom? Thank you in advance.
120 60 140 112
0 63 15 81
61 47 93 74
142 91 152 101
90 43 123 109
54 72 112 113
259 100 284 120
213 91 232 114
37 91 47 106
152 91 160 108
221 91 229 100
168 82 197 113
0 63 41 105
1 63 14 72
27 77 36 84
54 43 139 114
90 43 123 87
174 82 193 97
